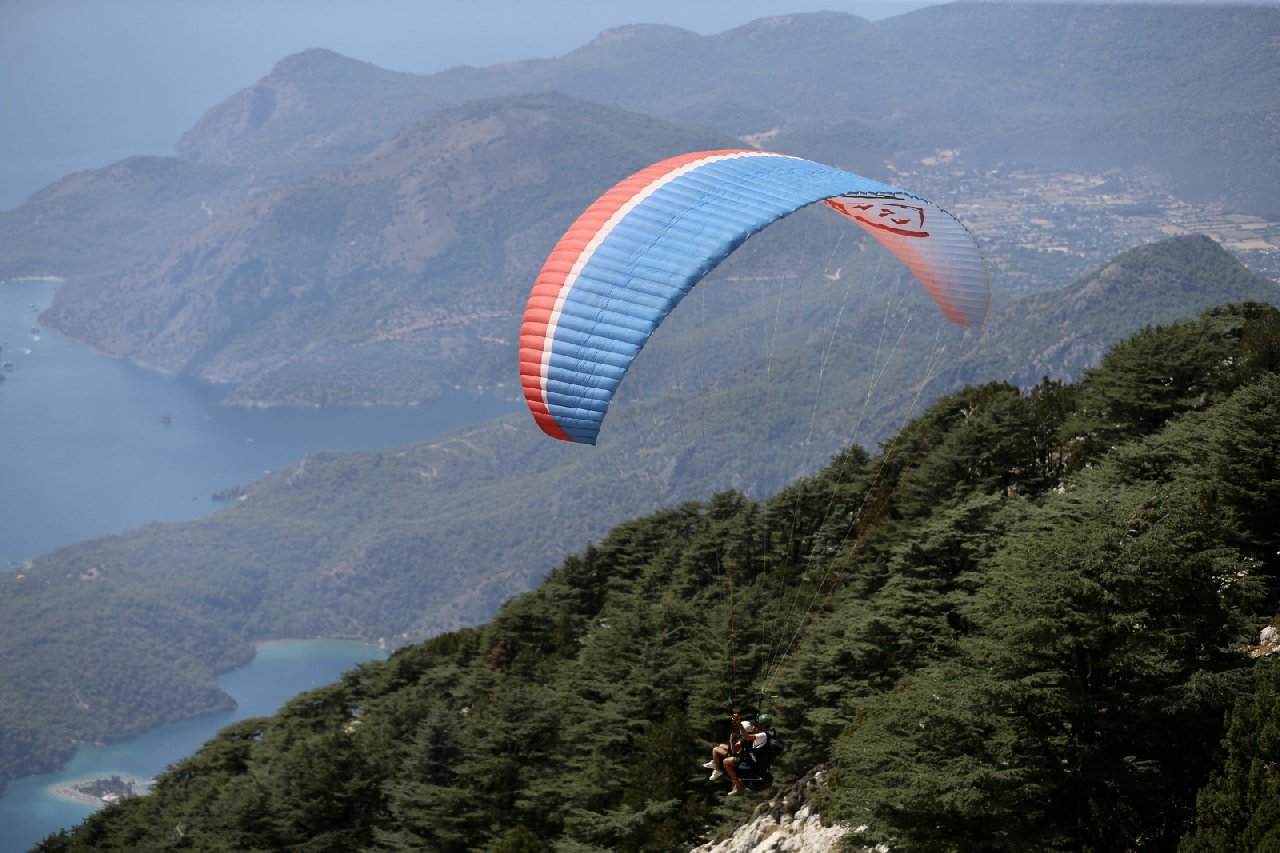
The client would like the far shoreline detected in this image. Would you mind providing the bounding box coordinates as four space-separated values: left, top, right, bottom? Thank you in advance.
48 776 147 811
48 783 102 809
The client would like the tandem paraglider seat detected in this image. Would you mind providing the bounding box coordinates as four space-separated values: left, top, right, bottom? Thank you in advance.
733 722 784 791
732 754 774 791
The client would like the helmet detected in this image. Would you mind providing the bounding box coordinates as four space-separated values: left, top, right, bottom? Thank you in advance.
756 713 773 727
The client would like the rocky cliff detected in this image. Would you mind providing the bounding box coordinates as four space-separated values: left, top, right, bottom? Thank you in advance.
692 769 875 853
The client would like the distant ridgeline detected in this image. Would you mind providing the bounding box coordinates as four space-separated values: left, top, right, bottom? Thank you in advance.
33 300 1280 851
0 4 1274 406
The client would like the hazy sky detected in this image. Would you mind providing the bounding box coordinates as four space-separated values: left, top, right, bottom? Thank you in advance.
0 0 937 210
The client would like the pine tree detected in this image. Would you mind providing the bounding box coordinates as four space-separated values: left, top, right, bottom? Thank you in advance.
1181 659 1280 852
826 475 1251 849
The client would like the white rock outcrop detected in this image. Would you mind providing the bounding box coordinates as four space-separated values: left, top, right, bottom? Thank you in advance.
1249 624 1280 657
692 767 885 853
692 802 848 853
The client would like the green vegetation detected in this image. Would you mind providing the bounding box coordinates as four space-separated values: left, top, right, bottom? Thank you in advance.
1 234 1276 799
1181 660 1280 852
1 1 1278 820
33 302 1280 850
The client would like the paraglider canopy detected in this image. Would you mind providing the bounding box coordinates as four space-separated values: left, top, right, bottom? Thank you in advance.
519 149 990 445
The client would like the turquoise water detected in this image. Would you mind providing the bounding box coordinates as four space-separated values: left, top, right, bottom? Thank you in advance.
0 278 518 567
0 639 386 851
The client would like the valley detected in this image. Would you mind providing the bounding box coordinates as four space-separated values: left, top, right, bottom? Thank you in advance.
896 155 1280 291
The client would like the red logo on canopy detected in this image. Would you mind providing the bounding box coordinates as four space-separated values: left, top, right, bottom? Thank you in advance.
825 199 929 238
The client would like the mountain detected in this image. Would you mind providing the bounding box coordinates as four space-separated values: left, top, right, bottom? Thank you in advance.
0 156 244 280
3 0 1280 805
32 301 1280 851
1 4 1276 406
2 235 1275 795
955 233 1280 390
40 93 735 399
0 50 437 284
173 49 455 181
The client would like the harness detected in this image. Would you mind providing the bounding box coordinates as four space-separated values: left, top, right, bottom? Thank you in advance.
740 728 779 770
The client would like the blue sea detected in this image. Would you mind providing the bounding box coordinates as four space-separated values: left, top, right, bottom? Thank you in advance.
0 278 517 567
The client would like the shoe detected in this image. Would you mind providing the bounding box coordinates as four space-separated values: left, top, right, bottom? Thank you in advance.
708 770 723 781
702 761 716 769
726 787 744 796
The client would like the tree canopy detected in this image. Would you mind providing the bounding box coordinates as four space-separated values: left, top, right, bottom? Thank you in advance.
37 302 1280 852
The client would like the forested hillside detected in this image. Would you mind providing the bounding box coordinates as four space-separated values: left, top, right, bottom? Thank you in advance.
37 301 1280 851
2 235 1276 797
960 233 1280 388
4 0 1279 822
35 94 737 403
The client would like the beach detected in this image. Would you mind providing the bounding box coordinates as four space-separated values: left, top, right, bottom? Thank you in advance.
49 776 145 810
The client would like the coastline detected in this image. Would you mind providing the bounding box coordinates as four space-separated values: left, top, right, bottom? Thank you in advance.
48 776 147 810
48 783 103 809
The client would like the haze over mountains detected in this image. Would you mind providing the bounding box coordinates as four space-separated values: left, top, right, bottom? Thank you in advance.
0 0 944 210
1 0 1278 808
2 4 1276 406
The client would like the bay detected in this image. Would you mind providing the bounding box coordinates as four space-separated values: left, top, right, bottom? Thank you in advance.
0 277 514 847
0 639 386 852
0 278 518 567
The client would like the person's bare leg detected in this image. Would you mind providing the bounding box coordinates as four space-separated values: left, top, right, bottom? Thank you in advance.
723 756 745 794
706 743 729 778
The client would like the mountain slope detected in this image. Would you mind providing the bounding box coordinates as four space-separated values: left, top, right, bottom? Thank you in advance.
0 156 244 280
174 49 455 182
171 5 1280 214
2 236 1275 795
41 93 737 397
34 301 1280 851
954 234 1280 390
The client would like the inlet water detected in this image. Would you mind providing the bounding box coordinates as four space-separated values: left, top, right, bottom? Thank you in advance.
0 278 517 567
